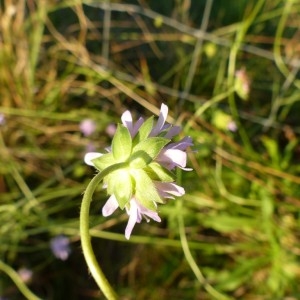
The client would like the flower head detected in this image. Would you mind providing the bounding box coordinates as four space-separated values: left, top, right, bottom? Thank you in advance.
105 123 117 137
80 119 97 136
235 67 251 100
227 120 238 132
50 235 71 261
0 114 5 126
84 104 192 239
18 267 33 283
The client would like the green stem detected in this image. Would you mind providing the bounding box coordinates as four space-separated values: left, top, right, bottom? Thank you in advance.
80 164 125 300
0 260 41 300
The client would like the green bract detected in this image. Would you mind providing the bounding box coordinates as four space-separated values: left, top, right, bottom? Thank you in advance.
133 169 164 209
133 116 154 145
112 124 132 162
92 152 115 171
146 162 175 182
130 137 170 169
106 169 133 209
90 122 173 210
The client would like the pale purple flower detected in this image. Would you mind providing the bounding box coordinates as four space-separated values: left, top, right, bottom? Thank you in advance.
0 114 5 126
102 195 162 239
85 104 192 239
80 119 97 136
121 110 145 137
156 136 193 170
119 103 192 171
18 268 33 283
227 120 238 132
154 181 185 199
105 123 117 137
50 235 71 261
125 198 161 239
235 67 251 100
101 182 185 239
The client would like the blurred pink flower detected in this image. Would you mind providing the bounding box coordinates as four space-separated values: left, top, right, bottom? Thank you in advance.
18 267 33 283
80 119 96 136
227 120 238 132
105 123 117 137
0 114 5 126
235 67 251 100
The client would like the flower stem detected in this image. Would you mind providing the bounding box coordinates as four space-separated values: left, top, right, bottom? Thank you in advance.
80 166 123 300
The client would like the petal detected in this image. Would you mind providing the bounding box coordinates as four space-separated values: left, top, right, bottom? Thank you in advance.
164 125 181 139
167 136 193 150
155 182 185 198
134 199 161 222
102 195 119 216
125 200 138 239
132 117 145 137
121 110 133 130
140 208 161 223
156 149 187 169
150 103 168 136
121 110 144 137
84 152 103 166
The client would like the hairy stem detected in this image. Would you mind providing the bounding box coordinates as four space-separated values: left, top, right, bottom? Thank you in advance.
80 164 124 300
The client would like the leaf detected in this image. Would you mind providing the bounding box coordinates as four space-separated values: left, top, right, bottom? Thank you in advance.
112 124 132 162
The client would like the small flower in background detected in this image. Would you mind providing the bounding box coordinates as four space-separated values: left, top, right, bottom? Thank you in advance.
0 114 5 126
18 267 33 283
105 123 117 138
50 235 71 261
85 103 192 239
212 110 237 132
80 119 97 136
235 67 251 100
227 120 238 132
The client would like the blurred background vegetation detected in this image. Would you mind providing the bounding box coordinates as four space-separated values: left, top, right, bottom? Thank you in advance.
0 0 300 299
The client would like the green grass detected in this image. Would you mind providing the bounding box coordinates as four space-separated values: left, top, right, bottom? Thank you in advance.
1 0 300 299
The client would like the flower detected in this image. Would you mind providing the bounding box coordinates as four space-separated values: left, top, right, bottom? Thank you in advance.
18 267 33 283
50 235 71 260
0 114 5 126
235 67 251 100
105 123 117 137
80 119 97 136
227 120 238 132
84 104 192 239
